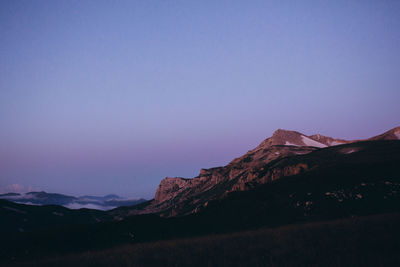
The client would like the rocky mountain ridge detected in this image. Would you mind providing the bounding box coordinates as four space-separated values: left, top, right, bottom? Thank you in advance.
118 127 400 217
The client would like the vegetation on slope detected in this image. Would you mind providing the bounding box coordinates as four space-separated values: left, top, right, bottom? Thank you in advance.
9 212 400 267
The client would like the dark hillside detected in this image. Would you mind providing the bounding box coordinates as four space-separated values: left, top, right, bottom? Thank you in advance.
8 212 400 267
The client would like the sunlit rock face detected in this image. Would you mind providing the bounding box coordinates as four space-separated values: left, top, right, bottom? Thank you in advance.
154 177 195 203
152 130 319 206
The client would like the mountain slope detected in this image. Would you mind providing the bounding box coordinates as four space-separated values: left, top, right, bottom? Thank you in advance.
0 199 113 234
369 126 400 141
118 127 400 217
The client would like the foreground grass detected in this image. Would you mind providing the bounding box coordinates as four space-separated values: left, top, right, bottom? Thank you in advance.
11 212 400 267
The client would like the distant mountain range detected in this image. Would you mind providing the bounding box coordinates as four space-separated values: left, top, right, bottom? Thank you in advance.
0 191 146 210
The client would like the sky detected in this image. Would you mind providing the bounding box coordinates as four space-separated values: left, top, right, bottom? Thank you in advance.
1 1 399 198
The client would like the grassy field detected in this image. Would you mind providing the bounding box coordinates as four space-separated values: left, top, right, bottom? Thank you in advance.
10 212 400 267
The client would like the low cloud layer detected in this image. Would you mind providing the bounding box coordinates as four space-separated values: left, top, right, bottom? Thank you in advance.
65 203 116 211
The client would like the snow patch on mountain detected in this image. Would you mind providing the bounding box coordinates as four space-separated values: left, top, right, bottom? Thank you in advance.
395 130 400 139
301 136 327 148
285 141 299 146
330 141 346 146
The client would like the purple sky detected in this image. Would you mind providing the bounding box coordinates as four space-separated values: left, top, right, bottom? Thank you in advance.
1 1 399 198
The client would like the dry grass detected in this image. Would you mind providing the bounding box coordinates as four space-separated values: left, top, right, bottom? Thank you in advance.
11 212 400 267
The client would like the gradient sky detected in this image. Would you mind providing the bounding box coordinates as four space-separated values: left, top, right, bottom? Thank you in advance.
1 1 399 198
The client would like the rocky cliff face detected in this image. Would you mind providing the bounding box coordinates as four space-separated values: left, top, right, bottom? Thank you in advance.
128 127 400 217
154 178 192 203
152 130 318 205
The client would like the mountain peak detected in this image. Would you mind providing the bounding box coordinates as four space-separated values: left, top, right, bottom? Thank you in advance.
130 125 400 217
269 129 327 148
272 128 299 137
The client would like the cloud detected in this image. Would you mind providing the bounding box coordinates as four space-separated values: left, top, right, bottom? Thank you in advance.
64 203 116 211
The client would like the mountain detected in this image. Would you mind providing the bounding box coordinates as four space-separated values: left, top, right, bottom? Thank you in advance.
0 191 77 206
25 191 77 205
0 193 21 197
197 140 400 225
0 192 146 211
262 129 328 147
0 198 112 234
117 127 400 217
